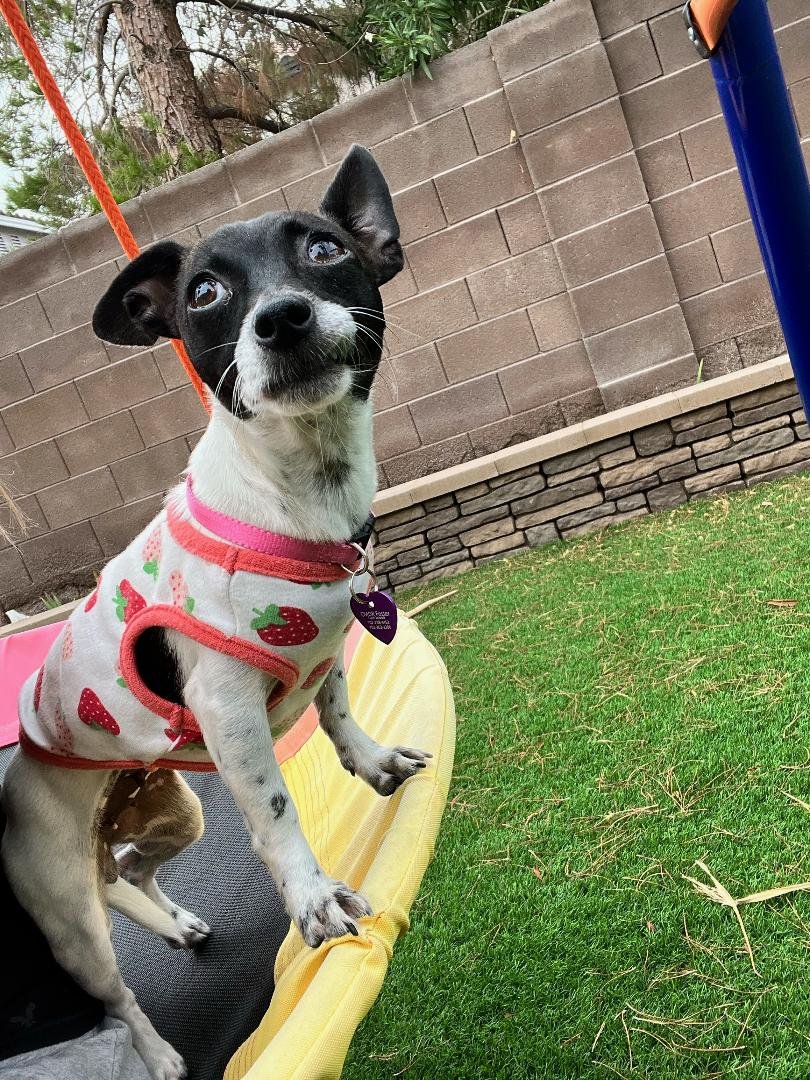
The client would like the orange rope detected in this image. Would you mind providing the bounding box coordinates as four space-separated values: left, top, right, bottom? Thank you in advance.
0 0 210 412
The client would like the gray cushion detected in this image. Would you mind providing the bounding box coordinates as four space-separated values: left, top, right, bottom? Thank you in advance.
0 1018 150 1080
0 747 290 1080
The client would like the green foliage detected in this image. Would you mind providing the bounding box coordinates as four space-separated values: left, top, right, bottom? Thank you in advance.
361 0 458 80
2 117 219 225
4 161 86 225
86 122 218 211
359 0 544 80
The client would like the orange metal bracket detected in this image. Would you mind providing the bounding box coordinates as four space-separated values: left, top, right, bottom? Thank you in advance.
684 0 740 56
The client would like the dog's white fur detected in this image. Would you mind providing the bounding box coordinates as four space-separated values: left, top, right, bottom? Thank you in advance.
189 389 376 542
1 298 428 1080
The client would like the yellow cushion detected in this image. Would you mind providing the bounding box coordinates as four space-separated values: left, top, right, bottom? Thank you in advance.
225 614 455 1080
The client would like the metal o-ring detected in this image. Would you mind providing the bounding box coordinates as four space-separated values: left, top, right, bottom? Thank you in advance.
341 543 375 603
350 570 377 604
341 542 370 577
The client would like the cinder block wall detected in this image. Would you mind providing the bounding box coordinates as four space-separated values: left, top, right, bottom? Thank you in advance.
372 368 809 590
1 0 808 605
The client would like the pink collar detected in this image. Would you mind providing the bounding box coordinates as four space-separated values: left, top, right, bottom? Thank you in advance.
184 475 363 567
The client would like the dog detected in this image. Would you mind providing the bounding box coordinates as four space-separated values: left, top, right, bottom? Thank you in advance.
0 145 430 1080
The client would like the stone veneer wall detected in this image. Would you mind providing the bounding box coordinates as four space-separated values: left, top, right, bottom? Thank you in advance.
372 358 809 590
1 0 809 605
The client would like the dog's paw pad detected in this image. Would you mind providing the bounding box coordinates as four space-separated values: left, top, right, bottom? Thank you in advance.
165 907 211 950
370 746 431 796
296 880 372 948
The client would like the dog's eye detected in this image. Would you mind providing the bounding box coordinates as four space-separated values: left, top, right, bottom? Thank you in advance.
308 238 346 264
189 279 227 309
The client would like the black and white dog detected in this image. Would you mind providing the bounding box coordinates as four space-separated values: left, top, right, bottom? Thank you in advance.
1 146 429 1080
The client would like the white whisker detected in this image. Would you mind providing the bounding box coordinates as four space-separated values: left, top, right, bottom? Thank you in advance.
195 340 240 360
347 307 418 340
213 358 238 402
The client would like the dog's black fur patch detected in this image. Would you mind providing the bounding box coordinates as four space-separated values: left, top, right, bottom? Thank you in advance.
133 627 185 705
92 146 401 415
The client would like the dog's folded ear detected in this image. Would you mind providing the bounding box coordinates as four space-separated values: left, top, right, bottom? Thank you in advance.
92 241 187 346
320 145 403 286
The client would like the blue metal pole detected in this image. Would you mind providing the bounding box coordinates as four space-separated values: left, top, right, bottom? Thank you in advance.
706 0 810 408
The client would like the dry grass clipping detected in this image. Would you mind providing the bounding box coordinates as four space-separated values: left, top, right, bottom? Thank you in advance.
405 590 458 617
0 477 30 544
684 860 810 976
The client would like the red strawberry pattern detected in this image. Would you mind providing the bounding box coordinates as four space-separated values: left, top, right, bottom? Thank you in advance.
142 526 162 580
114 580 147 624
301 657 336 690
251 605 319 646
169 570 195 613
78 688 121 735
84 581 100 612
164 724 206 751
54 703 74 754
33 667 44 712
60 624 74 661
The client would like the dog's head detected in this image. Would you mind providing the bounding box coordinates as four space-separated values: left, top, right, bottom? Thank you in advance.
93 145 402 418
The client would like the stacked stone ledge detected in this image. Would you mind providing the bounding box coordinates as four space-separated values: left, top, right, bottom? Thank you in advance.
372 379 810 591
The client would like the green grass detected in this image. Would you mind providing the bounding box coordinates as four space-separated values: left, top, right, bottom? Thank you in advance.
344 474 810 1080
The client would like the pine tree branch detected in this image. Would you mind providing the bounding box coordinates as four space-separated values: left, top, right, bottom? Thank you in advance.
179 0 339 38
109 62 133 120
206 103 287 133
183 45 262 93
95 2 114 121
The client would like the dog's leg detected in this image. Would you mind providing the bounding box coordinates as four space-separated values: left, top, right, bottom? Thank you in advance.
115 843 212 948
184 647 372 947
112 771 210 948
1 753 186 1080
106 877 208 949
316 657 431 795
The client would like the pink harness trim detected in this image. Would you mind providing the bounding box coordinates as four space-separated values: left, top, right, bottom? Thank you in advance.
185 475 360 566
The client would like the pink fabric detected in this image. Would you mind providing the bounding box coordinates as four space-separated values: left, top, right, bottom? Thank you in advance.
185 476 360 566
0 621 65 748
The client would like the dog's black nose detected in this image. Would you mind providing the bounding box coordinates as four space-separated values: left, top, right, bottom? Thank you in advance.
254 295 313 349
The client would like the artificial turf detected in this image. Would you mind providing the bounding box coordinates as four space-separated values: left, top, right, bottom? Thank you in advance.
343 473 810 1080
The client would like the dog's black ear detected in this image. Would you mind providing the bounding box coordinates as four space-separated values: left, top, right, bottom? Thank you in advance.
92 241 187 346
320 145 403 286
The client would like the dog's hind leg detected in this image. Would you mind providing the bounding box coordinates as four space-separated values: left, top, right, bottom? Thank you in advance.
315 657 432 796
109 770 211 948
1 753 186 1080
106 877 208 949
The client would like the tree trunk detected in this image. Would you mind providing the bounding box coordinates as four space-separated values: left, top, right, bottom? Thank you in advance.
116 0 222 167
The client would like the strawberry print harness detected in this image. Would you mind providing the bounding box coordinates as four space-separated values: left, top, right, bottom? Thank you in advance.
18 481 368 771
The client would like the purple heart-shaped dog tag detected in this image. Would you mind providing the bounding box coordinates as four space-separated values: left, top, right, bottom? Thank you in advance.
350 590 398 645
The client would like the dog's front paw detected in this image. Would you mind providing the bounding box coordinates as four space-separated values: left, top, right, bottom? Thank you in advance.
164 906 212 950
152 1050 186 1080
292 878 372 947
138 1036 187 1080
361 745 432 796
